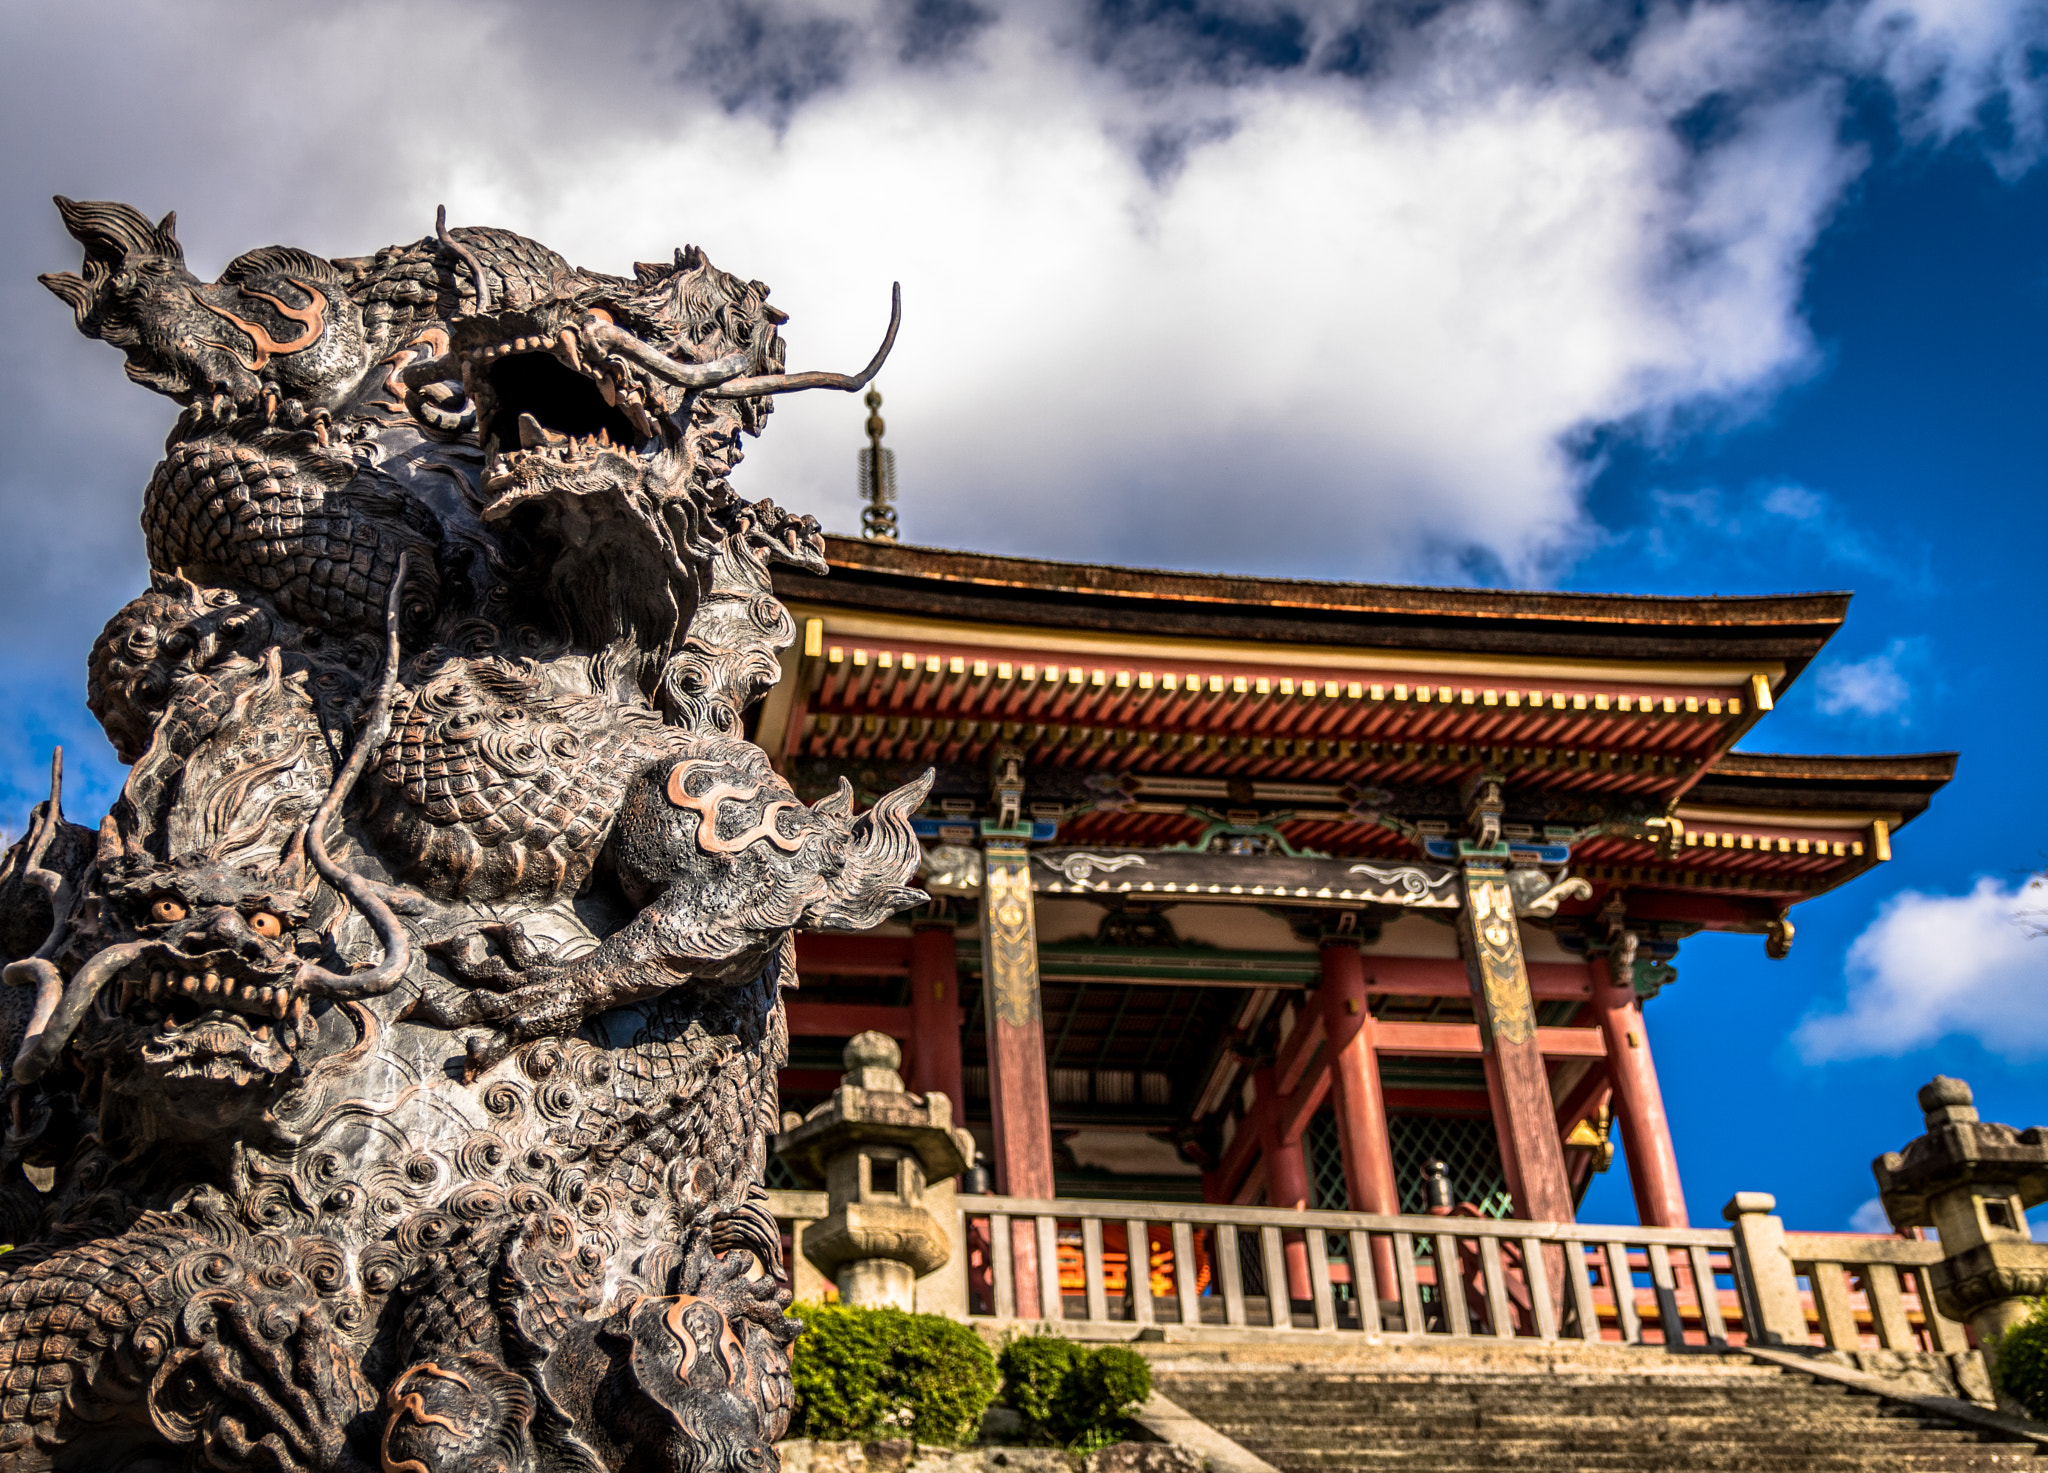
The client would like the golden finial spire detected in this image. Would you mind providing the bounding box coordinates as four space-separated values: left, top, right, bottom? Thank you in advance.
858 386 898 541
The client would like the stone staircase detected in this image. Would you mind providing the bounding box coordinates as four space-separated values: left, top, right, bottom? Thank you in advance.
1151 1348 2045 1471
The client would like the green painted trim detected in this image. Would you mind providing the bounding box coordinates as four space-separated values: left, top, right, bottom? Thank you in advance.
953 939 1320 985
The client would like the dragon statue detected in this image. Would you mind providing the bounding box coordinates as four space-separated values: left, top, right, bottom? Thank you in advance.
0 196 925 1473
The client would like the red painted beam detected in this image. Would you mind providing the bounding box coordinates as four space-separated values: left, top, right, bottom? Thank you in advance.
1321 943 1401 1291
1591 954 1689 1226
1215 1094 1271 1195
1362 956 1593 999
1374 1021 1607 1058
1553 1064 1612 1137
794 932 913 975
1275 1010 1327 1096
1610 892 1778 927
1278 1069 1334 1144
786 1002 924 1037
908 925 967 1114
1382 1088 1493 1114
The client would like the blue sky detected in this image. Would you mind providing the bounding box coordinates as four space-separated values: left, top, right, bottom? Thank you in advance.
1570 117 2048 1231
1 0 2044 1235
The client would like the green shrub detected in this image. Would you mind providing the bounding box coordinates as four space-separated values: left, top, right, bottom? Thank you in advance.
1994 1298 2048 1420
790 1302 1000 1445
997 1335 1153 1451
996 1335 1084 1438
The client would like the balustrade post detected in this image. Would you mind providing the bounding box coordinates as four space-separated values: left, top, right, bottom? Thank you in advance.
1723 1191 1807 1346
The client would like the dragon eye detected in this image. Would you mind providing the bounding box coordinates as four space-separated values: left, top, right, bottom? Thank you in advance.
247 911 284 939
150 899 187 923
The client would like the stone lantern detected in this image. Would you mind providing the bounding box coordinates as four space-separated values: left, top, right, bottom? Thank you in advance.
775 1031 975 1309
1873 1076 2048 1361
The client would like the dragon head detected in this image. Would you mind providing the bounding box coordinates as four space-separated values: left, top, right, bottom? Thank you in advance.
396 245 886 690
401 241 894 540
90 855 321 1091
615 739 933 954
451 244 796 504
40 197 370 419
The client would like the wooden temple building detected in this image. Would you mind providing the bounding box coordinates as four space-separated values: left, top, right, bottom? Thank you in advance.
758 538 1953 1246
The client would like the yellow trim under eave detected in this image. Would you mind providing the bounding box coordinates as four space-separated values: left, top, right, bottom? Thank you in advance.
787 604 1785 691
1674 805 1908 831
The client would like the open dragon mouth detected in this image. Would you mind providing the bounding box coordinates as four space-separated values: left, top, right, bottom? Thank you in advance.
116 963 306 1024
461 319 694 503
475 342 650 461
419 286 896 505
103 955 310 1085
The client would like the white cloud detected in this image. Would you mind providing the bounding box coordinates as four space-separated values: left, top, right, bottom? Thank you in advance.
1616 481 1920 585
1846 0 2048 172
1761 483 1826 519
1814 638 1916 718
1795 877 2048 1061
0 0 2041 668
1848 1197 1894 1233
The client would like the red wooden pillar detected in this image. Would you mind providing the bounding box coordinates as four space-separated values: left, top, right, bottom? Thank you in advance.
1255 1068 1315 1303
1459 863 1575 1224
1590 954 1688 1227
908 923 965 1118
981 845 1055 1319
1319 942 1401 1296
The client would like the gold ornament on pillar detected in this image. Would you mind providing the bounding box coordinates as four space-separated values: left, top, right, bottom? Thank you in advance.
982 845 1041 1026
1464 866 1535 1046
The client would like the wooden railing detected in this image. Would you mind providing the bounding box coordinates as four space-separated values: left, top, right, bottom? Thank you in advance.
768 1189 1975 1355
942 1194 1747 1346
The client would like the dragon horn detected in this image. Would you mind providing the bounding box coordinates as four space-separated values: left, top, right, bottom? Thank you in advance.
436 205 492 315
707 282 900 399
52 196 182 267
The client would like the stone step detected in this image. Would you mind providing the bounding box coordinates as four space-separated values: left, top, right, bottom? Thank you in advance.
1161 1381 1867 1399
1157 1371 1811 1390
1158 1377 1830 1398
1253 1443 2041 1469
1181 1411 1946 1435
1149 1361 2043 1473
1161 1392 1901 1421
1224 1423 1993 1449
1166 1394 1898 1419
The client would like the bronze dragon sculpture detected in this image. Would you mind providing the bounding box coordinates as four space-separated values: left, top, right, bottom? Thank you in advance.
0 196 917 1473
